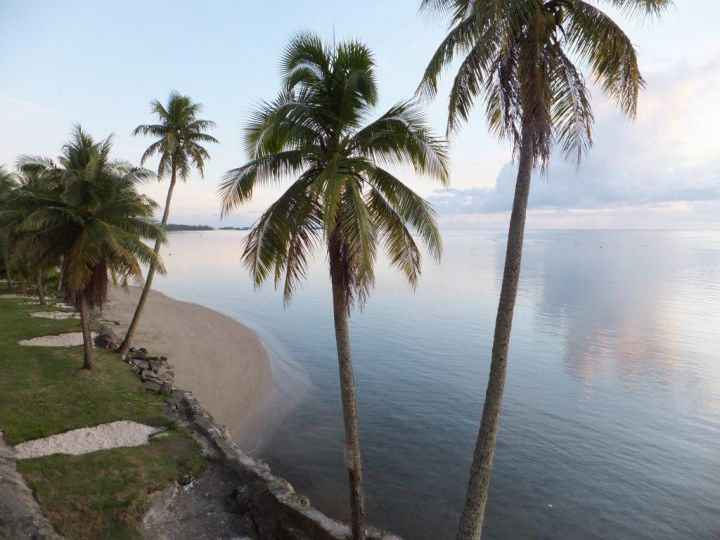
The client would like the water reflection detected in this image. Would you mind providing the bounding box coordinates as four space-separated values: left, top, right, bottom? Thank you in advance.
151 230 720 540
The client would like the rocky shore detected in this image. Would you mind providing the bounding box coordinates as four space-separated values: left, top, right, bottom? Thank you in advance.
102 286 273 448
99 327 400 539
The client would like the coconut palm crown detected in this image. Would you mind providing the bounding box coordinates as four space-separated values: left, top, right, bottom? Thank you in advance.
133 92 218 180
419 0 671 164
220 32 449 306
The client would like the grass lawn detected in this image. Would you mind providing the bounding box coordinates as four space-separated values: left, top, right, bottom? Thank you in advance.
0 286 204 538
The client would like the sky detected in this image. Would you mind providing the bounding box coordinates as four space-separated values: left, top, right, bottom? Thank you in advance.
1 0 718 229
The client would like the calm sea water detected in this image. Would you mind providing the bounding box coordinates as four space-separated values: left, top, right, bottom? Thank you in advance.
152 230 720 540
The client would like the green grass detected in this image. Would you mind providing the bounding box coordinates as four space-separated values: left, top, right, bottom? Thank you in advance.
0 286 205 538
19 430 204 539
0 294 168 444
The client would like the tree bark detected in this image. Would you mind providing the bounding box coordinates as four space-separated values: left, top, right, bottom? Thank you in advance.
329 239 366 540
3 241 12 291
57 259 64 295
37 273 45 306
118 166 176 355
78 293 94 370
456 120 535 540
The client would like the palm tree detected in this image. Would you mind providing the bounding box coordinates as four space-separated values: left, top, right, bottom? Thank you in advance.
417 1 671 537
118 92 218 355
13 126 164 369
0 165 62 303
0 166 19 290
220 32 449 539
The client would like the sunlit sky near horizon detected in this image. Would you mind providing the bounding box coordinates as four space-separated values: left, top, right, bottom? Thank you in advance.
1 0 719 229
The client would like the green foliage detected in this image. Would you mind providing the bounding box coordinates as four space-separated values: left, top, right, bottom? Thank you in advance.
0 295 167 444
133 92 218 181
418 0 672 166
0 291 204 538
1 126 164 308
220 32 449 307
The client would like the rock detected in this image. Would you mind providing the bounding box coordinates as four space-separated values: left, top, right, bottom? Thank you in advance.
131 348 149 359
0 432 62 539
159 381 174 395
94 332 120 349
143 380 162 392
130 359 148 370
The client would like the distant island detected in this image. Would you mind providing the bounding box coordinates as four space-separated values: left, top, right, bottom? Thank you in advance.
164 224 252 232
165 224 214 231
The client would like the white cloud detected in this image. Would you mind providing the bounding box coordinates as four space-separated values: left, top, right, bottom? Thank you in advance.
430 57 720 228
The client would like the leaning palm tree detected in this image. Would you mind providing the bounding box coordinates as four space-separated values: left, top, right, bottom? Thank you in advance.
220 32 449 539
14 126 163 369
118 92 217 355
417 1 671 537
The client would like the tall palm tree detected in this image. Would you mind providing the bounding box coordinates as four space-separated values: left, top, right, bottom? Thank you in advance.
13 126 163 369
220 32 449 539
418 1 671 537
118 92 217 355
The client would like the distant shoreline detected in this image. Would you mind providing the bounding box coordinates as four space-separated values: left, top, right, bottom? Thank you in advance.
103 286 273 448
166 224 251 231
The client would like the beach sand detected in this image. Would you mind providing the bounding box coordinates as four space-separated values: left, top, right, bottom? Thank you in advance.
103 286 273 448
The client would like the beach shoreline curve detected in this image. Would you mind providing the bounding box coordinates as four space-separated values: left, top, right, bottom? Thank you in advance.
103 285 273 449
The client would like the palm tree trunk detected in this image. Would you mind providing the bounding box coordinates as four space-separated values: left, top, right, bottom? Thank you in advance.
3 240 13 291
457 120 535 540
78 294 94 370
329 239 366 540
118 167 176 355
37 273 46 306
57 258 64 295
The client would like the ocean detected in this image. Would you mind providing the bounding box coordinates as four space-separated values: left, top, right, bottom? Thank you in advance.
152 229 720 539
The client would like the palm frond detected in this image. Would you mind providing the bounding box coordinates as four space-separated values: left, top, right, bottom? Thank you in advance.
567 0 644 116
218 151 305 215
224 32 449 306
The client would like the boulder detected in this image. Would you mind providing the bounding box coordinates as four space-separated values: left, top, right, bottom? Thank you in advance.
143 380 162 392
94 332 120 350
131 348 149 359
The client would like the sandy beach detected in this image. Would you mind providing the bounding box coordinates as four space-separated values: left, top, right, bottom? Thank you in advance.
103 286 273 448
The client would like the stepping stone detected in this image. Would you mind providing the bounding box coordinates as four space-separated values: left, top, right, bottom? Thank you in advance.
18 332 98 347
31 311 79 320
14 421 162 459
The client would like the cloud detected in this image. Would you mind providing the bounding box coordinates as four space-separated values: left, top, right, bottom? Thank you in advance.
430 57 720 226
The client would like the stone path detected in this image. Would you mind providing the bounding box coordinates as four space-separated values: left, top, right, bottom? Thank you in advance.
0 432 63 539
143 463 255 540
